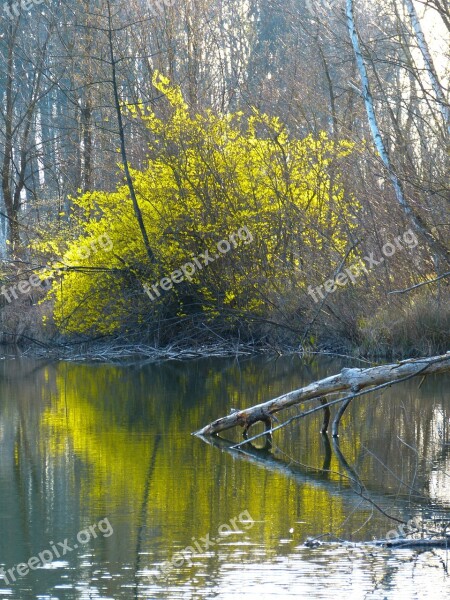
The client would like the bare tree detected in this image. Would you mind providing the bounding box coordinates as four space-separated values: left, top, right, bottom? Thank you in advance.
403 0 449 133
345 0 449 266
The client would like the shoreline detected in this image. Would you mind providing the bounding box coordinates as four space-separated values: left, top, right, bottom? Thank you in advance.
0 336 443 366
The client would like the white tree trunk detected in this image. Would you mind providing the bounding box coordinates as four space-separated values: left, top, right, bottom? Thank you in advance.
403 0 449 134
345 0 449 265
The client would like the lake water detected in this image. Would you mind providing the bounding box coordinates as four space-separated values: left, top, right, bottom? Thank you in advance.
0 353 449 599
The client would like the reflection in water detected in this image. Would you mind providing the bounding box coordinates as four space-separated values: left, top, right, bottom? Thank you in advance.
0 354 449 598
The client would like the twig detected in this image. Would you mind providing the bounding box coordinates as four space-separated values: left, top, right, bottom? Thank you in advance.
388 271 450 294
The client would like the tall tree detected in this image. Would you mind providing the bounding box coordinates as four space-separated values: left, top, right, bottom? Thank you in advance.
345 0 449 266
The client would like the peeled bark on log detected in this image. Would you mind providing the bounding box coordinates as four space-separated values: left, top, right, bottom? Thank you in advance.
194 353 450 437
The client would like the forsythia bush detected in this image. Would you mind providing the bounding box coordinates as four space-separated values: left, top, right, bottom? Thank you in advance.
34 72 358 335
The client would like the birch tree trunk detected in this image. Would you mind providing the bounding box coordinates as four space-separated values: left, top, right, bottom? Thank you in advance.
345 0 450 266
402 0 449 134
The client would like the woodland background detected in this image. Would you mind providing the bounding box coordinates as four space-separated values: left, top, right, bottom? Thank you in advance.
0 0 448 357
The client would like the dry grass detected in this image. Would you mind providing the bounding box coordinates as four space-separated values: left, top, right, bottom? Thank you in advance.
357 292 450 358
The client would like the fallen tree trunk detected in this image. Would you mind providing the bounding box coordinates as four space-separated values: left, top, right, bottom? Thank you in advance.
194 353 450 438
372 537 450 549
305 537 450 549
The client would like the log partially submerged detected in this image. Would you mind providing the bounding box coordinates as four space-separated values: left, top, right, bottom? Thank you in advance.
305 537 450 549
194 353 450 438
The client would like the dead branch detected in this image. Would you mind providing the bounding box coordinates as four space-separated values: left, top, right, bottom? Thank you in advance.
369 537 450 549
230 366 441 449
388 271 450 294
194 353 450 438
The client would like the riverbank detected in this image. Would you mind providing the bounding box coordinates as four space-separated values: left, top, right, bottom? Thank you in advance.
0 334 444 366
1 285 448 364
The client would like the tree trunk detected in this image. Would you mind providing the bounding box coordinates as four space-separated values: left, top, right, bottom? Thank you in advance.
194 353 450 437
345 0 450 266
106 0 155 265
1 19 19 252
402 0 449 134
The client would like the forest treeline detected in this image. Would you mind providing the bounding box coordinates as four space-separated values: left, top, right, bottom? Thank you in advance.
0 0 448 358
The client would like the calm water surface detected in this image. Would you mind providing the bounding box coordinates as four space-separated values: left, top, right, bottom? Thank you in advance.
0 354 449 599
